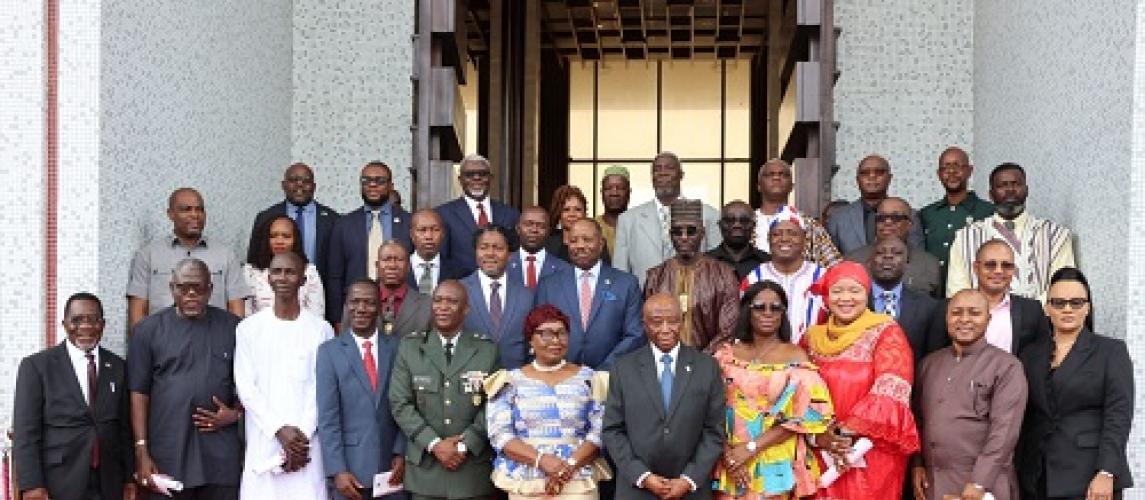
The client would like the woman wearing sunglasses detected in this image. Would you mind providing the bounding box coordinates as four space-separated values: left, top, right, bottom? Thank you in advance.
484 304 611 499
1016 267 1133 500
712 280 834 499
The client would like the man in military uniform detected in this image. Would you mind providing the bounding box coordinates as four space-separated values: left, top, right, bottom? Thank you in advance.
389 280 500 499
919 147 994 284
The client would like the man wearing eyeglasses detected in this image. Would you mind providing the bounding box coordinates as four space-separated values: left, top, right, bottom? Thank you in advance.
971 239 1047 355
706 200 771 281
846 197 942 297
644 200 739 353
247 162 340 292
327 161 413 326
129 258 245 499
435 154 521 273
14 293 135 500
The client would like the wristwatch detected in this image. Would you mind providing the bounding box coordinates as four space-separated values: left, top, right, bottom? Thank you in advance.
745 441 758 453
566 457 578 467
456 442 468 455
1098 470 1115 479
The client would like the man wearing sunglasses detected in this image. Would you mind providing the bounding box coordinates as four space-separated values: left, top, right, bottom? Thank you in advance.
644 200 740 353
327 161 413 326
247 162 340 292
971 239 1047 355
707 200 771 281
435 154 521 273
826 154 924 255
846 197 942 297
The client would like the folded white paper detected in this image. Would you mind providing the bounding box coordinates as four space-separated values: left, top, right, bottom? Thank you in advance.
150 474 184 496
372 471 403 497
818 437 873 487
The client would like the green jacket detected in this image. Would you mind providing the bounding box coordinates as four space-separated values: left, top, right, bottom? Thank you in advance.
388 330 500 498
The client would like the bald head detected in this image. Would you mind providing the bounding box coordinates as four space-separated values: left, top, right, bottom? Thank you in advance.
947 289 991 348
938 147 973 194
644 293 683 352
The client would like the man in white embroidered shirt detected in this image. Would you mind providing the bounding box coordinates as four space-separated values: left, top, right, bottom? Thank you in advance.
603 293 725 499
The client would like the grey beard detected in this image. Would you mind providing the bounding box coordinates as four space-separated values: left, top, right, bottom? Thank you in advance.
996 202 1025 219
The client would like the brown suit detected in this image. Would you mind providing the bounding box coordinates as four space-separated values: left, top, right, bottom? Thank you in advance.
643 256 739 352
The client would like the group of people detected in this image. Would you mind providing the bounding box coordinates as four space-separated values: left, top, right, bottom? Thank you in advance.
11 148 1134 500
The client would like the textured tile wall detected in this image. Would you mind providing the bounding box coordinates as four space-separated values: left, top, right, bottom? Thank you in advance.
832 0 976 212
0 0 46 430
99 0 294 354
291 0 415 213
973 0 1134 341
1124 1 1145 493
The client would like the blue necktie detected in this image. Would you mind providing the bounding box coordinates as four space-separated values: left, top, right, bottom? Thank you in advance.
660 354 674 409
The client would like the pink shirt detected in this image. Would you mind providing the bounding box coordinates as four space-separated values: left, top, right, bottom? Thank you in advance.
983 293 1014 352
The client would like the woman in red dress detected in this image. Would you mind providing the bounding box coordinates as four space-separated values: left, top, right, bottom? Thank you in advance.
800 262 919 500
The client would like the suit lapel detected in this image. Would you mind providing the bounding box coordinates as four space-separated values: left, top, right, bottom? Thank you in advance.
1026 339 1052 412
638 349 668 417
339 334 375 396
93 348 118 417
420 332 451 378
452 198 479 233
375 333 398 408
392 292 426 336
586 267 611 328
1008 295 1023 353
635 203 663 251
1052 328 1095 386
666 347 695 420
446 333 477 378
849 204 867 247
53 345 89 411
465 276 497 339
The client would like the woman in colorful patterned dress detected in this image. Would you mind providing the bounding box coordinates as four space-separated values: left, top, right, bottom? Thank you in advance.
714 280 835 499
485 304 611 499
243 214 324 317
801 261 920 500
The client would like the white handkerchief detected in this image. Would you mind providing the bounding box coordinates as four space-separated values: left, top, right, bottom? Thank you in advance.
372 471 402 497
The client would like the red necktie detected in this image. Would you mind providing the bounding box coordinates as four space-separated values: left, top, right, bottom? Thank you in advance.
526 255 538 288
85 353 100 469
477 203 490 227
362 340 379 391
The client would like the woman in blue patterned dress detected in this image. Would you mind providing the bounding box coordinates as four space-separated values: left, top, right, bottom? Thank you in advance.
484 304 612 499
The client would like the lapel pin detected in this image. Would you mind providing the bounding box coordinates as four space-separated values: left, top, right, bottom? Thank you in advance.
604 279 611 286
685 365 692 373
394 217 401 223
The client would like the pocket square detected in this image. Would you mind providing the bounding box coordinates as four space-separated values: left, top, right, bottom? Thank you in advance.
602 290 617 301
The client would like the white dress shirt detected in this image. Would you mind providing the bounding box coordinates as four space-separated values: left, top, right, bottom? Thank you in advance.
65 340 99 404
351 331 379 362
573 260 603 298
463 195 492 225
410 252 442 288
476 271 505 314
519 248 548 278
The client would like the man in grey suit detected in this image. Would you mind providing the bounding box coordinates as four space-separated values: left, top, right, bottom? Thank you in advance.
603 293 725 499
847 197 942 296
461 225 533 368
613 152 721 286
827 154 923 254
375 241 433 339
317 279 408 499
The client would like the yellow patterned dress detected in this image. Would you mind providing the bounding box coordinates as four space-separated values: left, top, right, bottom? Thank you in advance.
712 344 834 499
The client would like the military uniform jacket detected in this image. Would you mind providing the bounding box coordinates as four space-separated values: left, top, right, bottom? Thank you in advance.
388 330 500 498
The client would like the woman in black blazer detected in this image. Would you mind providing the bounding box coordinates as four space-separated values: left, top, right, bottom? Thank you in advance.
1017 267 1134 500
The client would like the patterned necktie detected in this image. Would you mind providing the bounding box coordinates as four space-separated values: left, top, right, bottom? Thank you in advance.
881 290 898 318
367 210 382 279
294 205 306 259
477 203 490 227
579 271 593 330
418 262 434 295
659 205 672 256
444 339 454 364
85 352 100 468
660 354 674 409
362 340 378 391
525 255 538 288
489 280 503 333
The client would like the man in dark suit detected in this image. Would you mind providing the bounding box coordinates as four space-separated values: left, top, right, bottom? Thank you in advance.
535 218 645 370
375 241 432 340
827 155 923 254
460 226 533 368
327 161 412 324
972 239 1047 355
866 236 946 364
247 162 339 284
317 279 408 500
602 293 725 500
407 209 466 295
434 154 520 273
508 205 571 289
847 197 941 296
13 292 134 500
